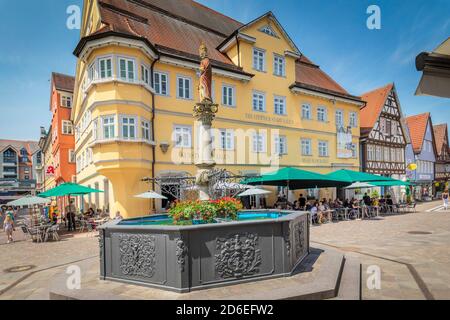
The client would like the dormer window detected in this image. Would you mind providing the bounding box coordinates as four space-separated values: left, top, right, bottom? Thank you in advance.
259 25 278 38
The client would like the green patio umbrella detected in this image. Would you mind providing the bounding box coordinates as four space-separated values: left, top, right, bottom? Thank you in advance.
325 169 394 183
243 167 350 189
369 179 414 187
7 195 51 207
40 183 103 198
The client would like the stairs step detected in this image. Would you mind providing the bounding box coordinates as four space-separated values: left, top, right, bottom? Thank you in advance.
333 257 361 300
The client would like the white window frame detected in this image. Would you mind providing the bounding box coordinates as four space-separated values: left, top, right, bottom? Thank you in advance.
218 129 235 150
301 139 312 156
88 62 96 83
274 95 286 115
61 94 72 108
120 116 137 140
68 149 76 163
117 57 136 82
273 54 285 77
317 106 327 122
253 48 266 72
252 91 266 112
176 75 193 100
141 119 151 141
98 56 113 80
141 63 150 86
302 104 312 120
154 70 169 96
274 135 287 155
349 112 358 128
222 84 235 107
318 141 329 157
173 125 192 148
252 132 266 153
62 120 74 135
336 110 344 127
102 115 115 140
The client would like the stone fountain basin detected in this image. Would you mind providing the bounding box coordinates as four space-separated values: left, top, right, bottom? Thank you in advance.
98 210 310 293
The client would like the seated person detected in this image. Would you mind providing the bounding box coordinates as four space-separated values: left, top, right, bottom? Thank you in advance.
318 201 331 223
298 194 307 210
349 199 359 219
85 208 95 218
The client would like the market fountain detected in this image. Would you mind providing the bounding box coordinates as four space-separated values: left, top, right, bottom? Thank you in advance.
98 44 310 293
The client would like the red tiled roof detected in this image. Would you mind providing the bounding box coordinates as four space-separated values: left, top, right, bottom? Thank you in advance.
405 113 430 154
294 58 352 97
0 140 39 155
76 0 357 99
52 73 75 93
360 83 394 131
433 123 448 156
96 0 247 73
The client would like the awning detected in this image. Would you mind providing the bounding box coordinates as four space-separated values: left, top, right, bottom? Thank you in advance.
415 37 450 98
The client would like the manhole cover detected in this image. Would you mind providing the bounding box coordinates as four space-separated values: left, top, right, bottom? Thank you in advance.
3 265 36 273
408 231 432 235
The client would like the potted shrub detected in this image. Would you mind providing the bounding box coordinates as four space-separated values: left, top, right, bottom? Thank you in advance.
168 198 244 225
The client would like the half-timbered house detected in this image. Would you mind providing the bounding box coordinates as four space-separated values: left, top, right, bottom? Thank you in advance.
433 123 450 192
360 84 409 179
405 112 437 200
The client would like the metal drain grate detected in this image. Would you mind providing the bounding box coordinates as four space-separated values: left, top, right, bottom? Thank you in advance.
3 265 36 273
408 231 432 235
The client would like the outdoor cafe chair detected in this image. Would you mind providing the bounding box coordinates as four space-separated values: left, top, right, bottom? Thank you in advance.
407 203 417 213
45 225 60 242
27 226 43 243
20 225 31 240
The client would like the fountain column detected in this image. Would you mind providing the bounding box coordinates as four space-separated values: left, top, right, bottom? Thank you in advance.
193 44 218 201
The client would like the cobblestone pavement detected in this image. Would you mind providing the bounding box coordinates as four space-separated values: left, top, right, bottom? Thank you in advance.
0 201 449 300
311 201 450 300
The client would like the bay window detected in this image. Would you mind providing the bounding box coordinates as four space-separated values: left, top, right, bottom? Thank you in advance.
118 57 135 82
120 116 137 140
98 57 113 79
102 116 115 140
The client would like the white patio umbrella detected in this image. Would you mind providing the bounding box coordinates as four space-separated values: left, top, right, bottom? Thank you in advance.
214 182 253 190
344 182 375 189
134 191 168 200
237 188 272 197
7 195 51 207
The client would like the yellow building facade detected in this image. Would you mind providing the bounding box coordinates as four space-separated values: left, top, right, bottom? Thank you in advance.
72 0 364 218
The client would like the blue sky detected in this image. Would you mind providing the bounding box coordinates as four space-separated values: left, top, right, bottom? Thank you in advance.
0 0 449 141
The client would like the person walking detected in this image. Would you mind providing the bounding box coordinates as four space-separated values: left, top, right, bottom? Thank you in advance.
4 214 14 244
442 189 449 210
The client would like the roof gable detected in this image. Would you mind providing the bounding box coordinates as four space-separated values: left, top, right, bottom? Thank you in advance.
236 12 300 55
360 83 393 130
405 113 432 154
433 124 449 155
52 73 75 93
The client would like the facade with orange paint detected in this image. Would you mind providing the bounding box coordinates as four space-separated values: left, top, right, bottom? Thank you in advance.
49 73 76 185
